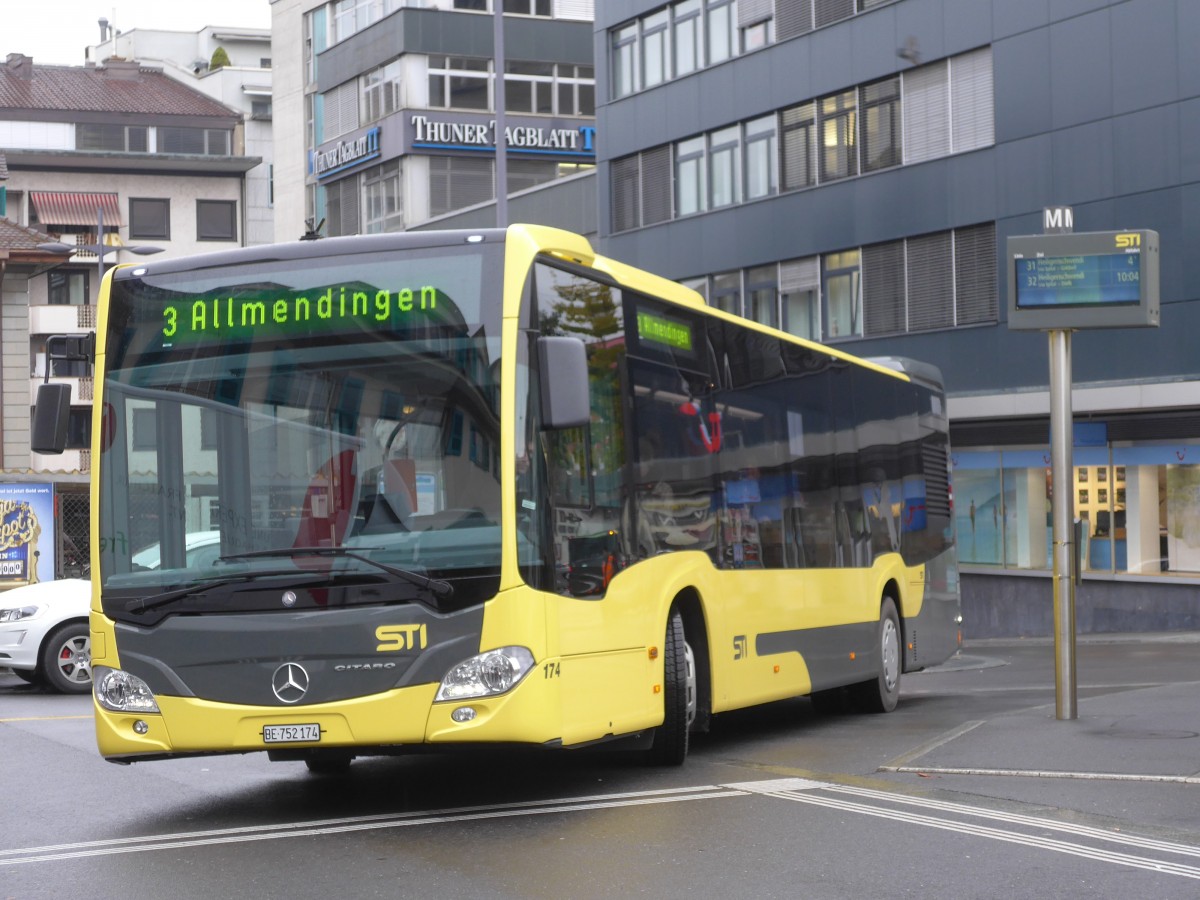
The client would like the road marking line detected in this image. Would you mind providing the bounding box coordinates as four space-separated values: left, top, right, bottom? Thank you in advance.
881 720 985 770
880 764 1200 785
4 775 1196 881
0 786 742 867
758 786 1200 879
828 783 1200 859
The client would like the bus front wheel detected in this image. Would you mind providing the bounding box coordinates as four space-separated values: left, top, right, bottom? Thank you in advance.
648 609 694 765
853 597 901 714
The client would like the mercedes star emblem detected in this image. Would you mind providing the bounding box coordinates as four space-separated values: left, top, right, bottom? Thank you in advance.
272 662 310 704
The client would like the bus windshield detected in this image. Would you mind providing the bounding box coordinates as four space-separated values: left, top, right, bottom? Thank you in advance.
96 237 504 616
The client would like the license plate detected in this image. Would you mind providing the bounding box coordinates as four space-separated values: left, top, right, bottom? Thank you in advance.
263 723 321 744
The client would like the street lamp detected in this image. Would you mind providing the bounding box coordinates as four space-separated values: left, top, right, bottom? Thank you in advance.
37 206 164 291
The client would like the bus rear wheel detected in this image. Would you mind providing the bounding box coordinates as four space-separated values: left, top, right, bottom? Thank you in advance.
648 609 694 766
852 597 901 713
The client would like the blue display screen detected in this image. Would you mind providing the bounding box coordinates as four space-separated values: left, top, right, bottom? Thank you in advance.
1014 252 1141 308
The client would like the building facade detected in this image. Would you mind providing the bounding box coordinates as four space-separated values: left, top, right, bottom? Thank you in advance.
0 53 260 575
270 0 596 241
594 0 1200 635
87 24 276 245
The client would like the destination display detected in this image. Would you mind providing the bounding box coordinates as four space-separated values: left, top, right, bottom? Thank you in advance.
1007 230 1160 330
115 252 488 350
1014 252 1141 308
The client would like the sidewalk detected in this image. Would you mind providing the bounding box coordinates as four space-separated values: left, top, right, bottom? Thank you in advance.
895 633 1200 783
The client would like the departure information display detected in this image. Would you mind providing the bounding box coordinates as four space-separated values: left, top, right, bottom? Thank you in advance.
1014 252 1141 308
1007 230 1159 330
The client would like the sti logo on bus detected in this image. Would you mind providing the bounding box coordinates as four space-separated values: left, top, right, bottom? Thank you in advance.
1116 233 1141 249
376 623 428 652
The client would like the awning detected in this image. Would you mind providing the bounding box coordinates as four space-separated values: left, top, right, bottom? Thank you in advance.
30 191 122 227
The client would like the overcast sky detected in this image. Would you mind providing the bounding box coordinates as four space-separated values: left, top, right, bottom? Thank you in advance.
5 1 273 67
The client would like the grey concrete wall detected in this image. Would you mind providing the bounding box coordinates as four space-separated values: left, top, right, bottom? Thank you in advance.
961 572 1200 638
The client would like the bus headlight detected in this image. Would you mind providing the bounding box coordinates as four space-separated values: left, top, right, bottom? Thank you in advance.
93 667 160 714
435 646 535 701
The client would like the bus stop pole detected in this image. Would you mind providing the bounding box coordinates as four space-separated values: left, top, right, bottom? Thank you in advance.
1048 328 1077 720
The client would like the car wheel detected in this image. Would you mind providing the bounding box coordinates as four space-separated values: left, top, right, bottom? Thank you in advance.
852 597 901 713
40 622 92 694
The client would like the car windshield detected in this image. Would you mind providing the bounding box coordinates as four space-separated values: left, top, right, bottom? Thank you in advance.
96 235 504 615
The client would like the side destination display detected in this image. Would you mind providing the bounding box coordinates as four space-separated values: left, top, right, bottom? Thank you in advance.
1007 230 1159 330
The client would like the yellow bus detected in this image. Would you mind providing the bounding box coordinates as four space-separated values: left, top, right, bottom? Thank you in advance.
39 224 960 771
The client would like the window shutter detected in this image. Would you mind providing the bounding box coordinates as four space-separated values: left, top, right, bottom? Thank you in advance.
954 223 998 325
780 256 819 293
906 231 954 332
739 0 774 27
450 156 494 211
902 60 949 163
553 0 593 20
813 0 855 28
862 241 906 336
610 155 641 232
775 0 814 40
950 47 994 153
640 145 672 225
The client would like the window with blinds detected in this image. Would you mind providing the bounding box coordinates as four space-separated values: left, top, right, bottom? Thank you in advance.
858 225 994 337
610 155 640 232
906 231 954 331
324 176 360 237
950 47 994 153
429 156 494 218
738 0 773 27
954 223 997 325
641 145 673 225
901 60 949 164
781 101 816 190
814 0 855 28
781 256 820 341
322 80 360 142
775 0 814 40
860 77 901 172
862 241 906 336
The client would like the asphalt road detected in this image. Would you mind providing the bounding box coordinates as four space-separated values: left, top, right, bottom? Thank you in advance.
2 634 1198 899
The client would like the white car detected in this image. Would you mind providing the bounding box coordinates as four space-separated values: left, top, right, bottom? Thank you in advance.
0 579 92 694
132 531 223 570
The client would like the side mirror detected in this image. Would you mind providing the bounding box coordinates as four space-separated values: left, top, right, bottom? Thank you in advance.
536 336 589 430
31 383 72 454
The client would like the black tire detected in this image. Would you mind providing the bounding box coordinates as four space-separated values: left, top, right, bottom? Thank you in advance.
305 753 353 775
11 668 41 685
852 597 901 714
39 622 92 694
809 687 846 715
647 610 692 766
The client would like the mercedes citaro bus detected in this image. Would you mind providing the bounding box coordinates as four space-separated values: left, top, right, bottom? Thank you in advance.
34 225 960 772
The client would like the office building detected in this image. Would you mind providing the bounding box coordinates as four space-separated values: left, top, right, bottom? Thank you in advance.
270 0 596 240
594 0 1200 634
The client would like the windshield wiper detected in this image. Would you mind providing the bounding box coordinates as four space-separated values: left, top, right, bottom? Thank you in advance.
218 546 455 600
126 571 330 614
